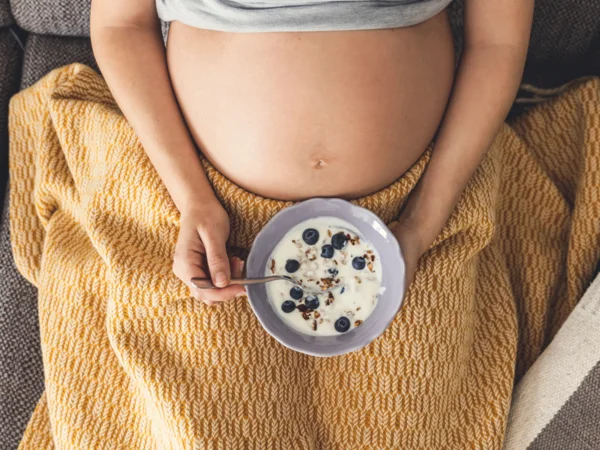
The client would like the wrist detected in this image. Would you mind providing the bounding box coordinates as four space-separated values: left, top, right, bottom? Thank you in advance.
395 170 462 256
171 173 220 215
395 191 435 256
178 191 223 218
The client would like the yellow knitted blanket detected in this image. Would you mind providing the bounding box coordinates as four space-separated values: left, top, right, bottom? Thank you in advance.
9 64 600 449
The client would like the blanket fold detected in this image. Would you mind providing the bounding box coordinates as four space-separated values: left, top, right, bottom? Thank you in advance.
8 63 600 449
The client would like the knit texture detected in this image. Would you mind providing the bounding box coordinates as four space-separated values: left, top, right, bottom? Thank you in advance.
8 64 600 449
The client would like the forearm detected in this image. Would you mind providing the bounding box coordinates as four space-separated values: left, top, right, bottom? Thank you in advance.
397 43 529 255
91 25 217 213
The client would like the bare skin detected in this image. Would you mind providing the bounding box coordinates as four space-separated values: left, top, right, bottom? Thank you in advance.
166 14 454 200
90 0 534 305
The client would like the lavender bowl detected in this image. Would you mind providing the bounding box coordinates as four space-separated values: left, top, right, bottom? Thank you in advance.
246 198 406 357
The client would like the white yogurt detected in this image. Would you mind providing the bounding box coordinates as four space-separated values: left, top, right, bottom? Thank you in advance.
265 216 383 336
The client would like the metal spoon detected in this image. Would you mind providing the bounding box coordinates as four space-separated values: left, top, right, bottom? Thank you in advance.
190 275 338 295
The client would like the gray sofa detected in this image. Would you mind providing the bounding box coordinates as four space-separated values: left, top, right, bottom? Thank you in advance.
0 0 598 449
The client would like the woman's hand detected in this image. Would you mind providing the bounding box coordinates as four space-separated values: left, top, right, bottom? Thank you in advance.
388 220 427 291
173 199 246 306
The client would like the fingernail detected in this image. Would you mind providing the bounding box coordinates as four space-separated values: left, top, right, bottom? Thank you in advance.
235 292 246 299
240 260 245 272
215 272 227 286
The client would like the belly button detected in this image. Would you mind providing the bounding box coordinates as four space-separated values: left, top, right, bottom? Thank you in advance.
313 159 326 169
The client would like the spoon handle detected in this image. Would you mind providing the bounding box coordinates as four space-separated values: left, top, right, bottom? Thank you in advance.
190 276 286 289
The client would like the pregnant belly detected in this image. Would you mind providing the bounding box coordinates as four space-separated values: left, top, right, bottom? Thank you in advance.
166 11 455 201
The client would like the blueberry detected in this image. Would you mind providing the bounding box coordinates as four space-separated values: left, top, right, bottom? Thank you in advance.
328 268 339 277
335 317 351 333
352 256 366 270
340 287 345 294
285 259 300 273
290 286 304 300
305 296 320 310
321 245 334 259
302 228 320 245
331 232 348 250
281 301 296 313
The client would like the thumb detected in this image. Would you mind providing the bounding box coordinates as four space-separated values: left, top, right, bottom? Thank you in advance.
200 228 231 288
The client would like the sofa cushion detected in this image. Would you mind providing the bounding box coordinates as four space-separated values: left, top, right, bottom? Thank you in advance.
20 34 98 90
528 0 600 65
448 0 600 88
11 0 90 36
530 361 600 449
523 0 600 87
0 192 42 450
10 0 170 39
0 0 12 27
0 28 22 220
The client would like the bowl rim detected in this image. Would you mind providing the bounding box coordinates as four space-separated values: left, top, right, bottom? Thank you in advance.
246 197 406 357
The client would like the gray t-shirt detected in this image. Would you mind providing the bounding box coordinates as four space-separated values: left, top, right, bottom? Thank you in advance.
156 0 454 33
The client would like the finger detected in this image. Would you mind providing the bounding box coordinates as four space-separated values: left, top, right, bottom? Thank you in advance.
176 254 212 300
231 257 241 278
190 288 217 307
173 226 209 281
196 258 246 304
190 256 246 304
193 258 246 303
195 284 246 303
230 257 246 283
200 229 231 288
231 257 247 298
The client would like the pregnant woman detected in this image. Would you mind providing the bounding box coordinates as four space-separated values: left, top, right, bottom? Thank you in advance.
16 0 600 447
90 0 534 307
